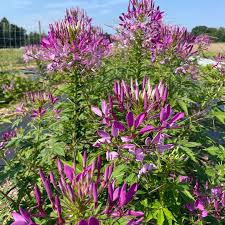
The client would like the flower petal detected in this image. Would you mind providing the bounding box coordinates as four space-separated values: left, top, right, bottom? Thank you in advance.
126 112 134 128
134 112 146 129
91 106 102 117
139 125 155 134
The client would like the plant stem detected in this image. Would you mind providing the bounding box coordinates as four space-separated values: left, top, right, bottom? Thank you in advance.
0 189 16 205
72 70 78 163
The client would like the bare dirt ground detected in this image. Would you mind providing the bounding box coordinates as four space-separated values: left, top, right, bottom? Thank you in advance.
207 42 225 54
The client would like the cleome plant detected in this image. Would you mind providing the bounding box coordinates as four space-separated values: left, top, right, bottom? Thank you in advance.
0 0 224 225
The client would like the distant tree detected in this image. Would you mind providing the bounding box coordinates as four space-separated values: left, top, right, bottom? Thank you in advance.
191 26 208 36
0 17 27 48
191 25 225 42
0 17 44 48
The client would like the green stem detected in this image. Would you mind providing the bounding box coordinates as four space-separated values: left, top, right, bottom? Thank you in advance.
0 189 16 205
71 70 78 163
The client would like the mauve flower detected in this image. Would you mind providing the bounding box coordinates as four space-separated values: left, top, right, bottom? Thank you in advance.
2 130 16 142
53 109 61 119
64 164 74 183
179 176 189 183
78 217 100 225
93 130 111 147
106 151 119 161
195 199 205 211
35 8 111 73
129 148 145 162
186 203 195 212
211 186 223 198
138 163 157 178
160 105 185 129
31 107 46 118
186 180 225 221
193 180 200 196
11 207 36 225
126 112 134 128
222 192 225 207
0 142 4 149
55 196 64 224
34 185 42 208
119 183 138 207
92 77 184 168
48 94 58 105
23 45 44 63
146 132 174 153
201 210 208 218
91 106 103 117
126 217 144 225
12 153 142 224
16 103 26 114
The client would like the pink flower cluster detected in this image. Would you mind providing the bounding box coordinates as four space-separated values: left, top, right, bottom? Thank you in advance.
194 34 211 51
2 82 14 93
115 0 206 63
27 8 111 72
185 179 225 221
92 77 184 177
23 45 45 63
214 54 225 74
16 92 60 119
11 153 143 224
0 130 16 150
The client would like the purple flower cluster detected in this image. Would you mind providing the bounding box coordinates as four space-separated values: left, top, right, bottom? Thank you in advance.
92 77 184 177
2 82 14 93
116 0 163 47
30 8 111 72
11 153 143 224
0 130 16 150
23 45 45 63
184 179 225 221
214 53 225 74
156 25 197 61
115 0 203 64
175 63 198 79
17 92 60 119
194 34 211 51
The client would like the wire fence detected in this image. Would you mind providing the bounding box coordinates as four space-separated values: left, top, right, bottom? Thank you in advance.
0 21 44 48
0 21 44 72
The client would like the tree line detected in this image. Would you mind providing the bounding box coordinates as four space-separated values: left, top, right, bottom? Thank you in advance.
0 17 43 48
191 26 225 42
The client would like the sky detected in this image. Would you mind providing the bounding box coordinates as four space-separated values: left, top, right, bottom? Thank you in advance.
1 0 225 33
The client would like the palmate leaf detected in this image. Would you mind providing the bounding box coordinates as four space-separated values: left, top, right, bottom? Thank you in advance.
149 201 177 225
112 164 127 184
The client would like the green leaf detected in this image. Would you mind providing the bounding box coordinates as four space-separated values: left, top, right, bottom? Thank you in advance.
0 118 12 124
182 189 195 201
178 100 188 115
163 208 176 225
212 110 225 124
141 199 148 207
163 208 175 220
112 164 126 184
181 141 202 148
52 142 65 157
180 146 198 162
157 209 165 225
